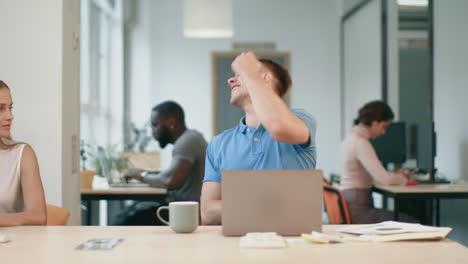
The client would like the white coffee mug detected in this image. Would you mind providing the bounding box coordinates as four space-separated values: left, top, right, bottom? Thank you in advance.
156 201 199 233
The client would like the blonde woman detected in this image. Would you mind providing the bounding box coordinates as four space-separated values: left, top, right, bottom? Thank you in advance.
0 80 46 226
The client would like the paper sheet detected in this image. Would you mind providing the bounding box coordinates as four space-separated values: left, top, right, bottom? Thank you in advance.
336 221 452 242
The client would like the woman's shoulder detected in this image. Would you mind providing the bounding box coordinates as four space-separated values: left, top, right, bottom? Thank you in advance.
354 134 371 146
17 144 40 174
0 143 29 168
20 143 37 157
4 143 35 163
0 142 26 152
343 132 371 150
8 143 33 161
14 143 29 153
20 143 34 152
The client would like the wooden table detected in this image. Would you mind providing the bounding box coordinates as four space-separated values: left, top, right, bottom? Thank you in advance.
0 226 466 264
81 187 167 225
373 184 468 225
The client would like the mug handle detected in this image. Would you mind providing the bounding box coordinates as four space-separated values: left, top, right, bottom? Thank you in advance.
156 206 170 225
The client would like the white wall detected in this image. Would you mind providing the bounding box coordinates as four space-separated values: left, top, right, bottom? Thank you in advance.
434 0 468 182
130 0 341 175
386 0 399 119
0 0 81 224
342 0 400 130
434 0 468 245
128 0 153 129
343 0 382 134
341 0 367 14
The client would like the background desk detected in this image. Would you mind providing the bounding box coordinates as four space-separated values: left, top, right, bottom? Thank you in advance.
81 187 167 225
0 226 466 264
373 184 468 225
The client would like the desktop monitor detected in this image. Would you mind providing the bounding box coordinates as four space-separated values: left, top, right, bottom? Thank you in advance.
371 122 407 167
416 121 437 180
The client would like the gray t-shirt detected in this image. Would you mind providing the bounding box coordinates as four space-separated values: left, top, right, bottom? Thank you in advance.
144 129 207 202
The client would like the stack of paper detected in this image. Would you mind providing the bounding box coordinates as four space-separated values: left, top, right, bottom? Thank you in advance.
337 221 452 242
240 232 287 248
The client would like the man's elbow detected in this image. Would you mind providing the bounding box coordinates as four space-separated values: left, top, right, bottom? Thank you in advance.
200 211 212 225
201 212 219 226
200 200 221 225
200 206 214 225
166 179 181 190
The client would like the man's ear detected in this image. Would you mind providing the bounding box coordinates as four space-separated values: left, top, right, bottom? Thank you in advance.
262 71 273 81
168 117 179 129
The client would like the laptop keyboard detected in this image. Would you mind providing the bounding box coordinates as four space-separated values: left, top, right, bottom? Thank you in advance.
110 183 150 188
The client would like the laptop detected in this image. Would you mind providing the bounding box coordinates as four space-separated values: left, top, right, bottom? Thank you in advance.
222 170 323 236
96 146 150 188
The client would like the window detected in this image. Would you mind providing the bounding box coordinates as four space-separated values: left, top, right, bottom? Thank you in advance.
80 0 124 148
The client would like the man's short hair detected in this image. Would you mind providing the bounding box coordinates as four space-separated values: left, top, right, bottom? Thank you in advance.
152 101 185 123
259 59 292 97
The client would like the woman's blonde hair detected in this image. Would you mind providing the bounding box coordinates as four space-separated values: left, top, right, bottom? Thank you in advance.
0 80 20 150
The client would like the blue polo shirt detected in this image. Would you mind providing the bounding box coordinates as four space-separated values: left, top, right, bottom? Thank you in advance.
203 109 317 182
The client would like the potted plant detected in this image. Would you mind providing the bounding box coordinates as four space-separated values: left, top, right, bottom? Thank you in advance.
80 140 96 189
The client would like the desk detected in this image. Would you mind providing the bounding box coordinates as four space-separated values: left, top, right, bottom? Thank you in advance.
0 226 466 264
373 184 468 225
80 187 167 225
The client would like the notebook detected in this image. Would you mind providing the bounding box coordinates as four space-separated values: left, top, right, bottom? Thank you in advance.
222 170 323 236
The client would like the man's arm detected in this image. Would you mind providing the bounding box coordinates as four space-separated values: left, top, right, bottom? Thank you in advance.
142 158 193 189
232 51 309 145
200 181 222 225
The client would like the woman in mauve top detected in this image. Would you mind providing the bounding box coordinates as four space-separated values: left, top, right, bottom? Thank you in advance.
340 101 415 224
0 80 46 226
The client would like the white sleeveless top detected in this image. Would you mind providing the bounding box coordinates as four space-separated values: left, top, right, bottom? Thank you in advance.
0 144 25 213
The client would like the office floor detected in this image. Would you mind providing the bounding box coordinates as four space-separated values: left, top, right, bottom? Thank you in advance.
441 199 468 246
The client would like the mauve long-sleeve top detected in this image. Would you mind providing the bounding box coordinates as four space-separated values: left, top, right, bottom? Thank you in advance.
340 125 407 190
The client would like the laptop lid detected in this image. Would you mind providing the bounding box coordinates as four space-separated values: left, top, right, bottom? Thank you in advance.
96 146 111 182
221 170 323 236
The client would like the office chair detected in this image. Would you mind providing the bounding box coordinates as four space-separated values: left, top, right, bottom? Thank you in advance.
323 180 351 224
46 204 70 226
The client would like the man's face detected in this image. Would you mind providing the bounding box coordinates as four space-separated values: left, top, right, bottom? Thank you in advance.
0 88 13 139
227 65 279 107
150 111 171 149
227 73 249 107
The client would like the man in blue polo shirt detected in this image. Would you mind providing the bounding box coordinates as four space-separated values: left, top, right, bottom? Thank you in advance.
200 51 317 225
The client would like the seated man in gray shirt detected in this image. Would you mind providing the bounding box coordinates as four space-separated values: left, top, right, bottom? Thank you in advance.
115 101 207 225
